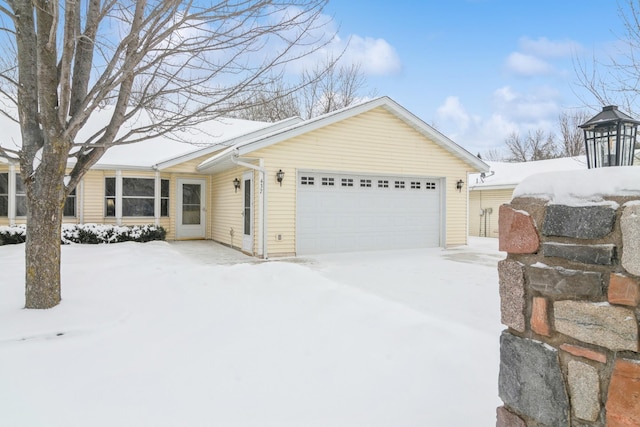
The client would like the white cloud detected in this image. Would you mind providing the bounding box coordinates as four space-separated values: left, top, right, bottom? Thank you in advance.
492 85 561 121
342 35 402 75
434 86 563 156
505 52 553 76
436 96 473 132
519 36 582 58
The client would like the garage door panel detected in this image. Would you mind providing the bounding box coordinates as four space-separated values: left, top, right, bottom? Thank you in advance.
297 172 442 255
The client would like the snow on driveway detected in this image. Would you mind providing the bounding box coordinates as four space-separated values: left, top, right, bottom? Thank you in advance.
0 238 503 427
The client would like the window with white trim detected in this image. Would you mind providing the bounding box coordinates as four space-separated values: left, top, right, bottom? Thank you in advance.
425 181 437 190
360 179 372 188
0 174 76 217
105 177 169 217
410 181 421 189
394 180 405 189
0 173 7 216
341 178 354 187
377 180 389 188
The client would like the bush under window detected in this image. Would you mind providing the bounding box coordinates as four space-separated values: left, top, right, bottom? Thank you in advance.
0 224 166 246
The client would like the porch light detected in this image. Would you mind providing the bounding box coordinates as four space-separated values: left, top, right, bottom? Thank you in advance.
276 169 285 186
233 177 240 193
579 105 640 168
456 179 464 192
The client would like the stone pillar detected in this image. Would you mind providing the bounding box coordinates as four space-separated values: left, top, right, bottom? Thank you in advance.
497 198 640 427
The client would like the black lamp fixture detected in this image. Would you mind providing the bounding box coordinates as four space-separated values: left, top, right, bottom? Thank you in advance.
456 179 464 192
276 169 285 186
579 105 640 168
233 177 240 193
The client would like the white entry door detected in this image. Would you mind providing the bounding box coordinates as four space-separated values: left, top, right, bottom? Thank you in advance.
176 178 206 239
242 171 253 252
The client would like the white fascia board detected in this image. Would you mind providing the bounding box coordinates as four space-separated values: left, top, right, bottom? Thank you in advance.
469 184 517 191
154 117 303 171
91 163 156 172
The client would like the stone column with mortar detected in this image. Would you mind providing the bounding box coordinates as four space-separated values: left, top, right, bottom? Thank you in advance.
496 192 640 427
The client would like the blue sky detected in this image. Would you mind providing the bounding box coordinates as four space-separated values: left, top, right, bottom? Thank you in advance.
313 0 627 156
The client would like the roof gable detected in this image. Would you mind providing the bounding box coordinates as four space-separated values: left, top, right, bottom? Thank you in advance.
197 96 489 173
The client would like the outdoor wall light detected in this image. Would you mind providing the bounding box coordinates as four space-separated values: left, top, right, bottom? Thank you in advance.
456 179 464 192
579 105 640 168
276 169 285 186
233 177 240 193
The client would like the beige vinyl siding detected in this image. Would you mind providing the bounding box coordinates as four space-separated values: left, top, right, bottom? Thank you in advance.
251 106 475 255
469 188 513 238
211 165 249 250
82 170 109 223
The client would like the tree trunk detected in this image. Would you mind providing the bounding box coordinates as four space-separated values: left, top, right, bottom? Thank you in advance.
24 160 67 309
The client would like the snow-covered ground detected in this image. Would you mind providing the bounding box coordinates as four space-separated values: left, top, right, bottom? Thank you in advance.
0 238 504 427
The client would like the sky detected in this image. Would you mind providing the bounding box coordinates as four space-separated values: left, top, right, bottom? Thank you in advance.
311 0 630 157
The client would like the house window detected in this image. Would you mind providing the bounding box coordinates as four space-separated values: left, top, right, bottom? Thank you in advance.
360 179 372 188
425 182 437 190
0 173 7 216
300 176 315 185
411 181 421 189
15 174 26 216
105 177 169 217
322 177 334 186
395 180 405 189
0 173 76 217
161 179 169 217
63 187 77 217
341 178 353 187
377 180 389 188
105 177 116 216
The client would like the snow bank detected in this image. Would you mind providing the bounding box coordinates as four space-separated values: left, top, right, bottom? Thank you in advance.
513 166 640 205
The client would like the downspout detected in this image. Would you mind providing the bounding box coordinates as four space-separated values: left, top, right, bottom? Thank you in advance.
231 152 267 259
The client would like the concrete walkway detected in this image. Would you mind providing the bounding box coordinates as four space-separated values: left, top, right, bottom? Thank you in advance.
167 240 257 265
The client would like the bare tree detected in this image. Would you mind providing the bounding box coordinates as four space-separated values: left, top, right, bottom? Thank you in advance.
504 130 558 162
558 110 589 156
0 0 332 309
230 57 375 121
229 76 301 122
574 0 640 115
300 58 374 119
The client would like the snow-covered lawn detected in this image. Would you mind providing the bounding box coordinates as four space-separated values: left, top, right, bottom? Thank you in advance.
0 238 504 427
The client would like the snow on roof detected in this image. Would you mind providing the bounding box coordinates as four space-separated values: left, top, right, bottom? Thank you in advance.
91 116 273 169
0 106 274 169
468 156 587 190
514 166 640 205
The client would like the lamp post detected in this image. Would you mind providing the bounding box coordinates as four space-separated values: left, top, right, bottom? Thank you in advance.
579 105 640 168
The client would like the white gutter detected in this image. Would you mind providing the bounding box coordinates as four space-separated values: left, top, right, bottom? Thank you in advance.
231 151 267 259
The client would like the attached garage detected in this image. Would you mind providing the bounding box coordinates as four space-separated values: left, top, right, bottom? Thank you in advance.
296 171 442 254
199 96 489 258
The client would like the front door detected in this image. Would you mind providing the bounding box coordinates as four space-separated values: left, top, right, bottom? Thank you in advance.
177 178 206 239
242 171 253 252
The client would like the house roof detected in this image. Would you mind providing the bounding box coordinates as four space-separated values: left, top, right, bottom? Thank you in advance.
197 96 490 174
0 96 488 174
93 116 282 170
468 156 588 191
0 106 281 169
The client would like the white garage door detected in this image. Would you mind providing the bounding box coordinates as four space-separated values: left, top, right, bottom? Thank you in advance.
296 171 442 255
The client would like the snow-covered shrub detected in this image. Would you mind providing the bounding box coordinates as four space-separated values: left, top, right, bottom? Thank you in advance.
0 224 166 246
0 225 27 245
